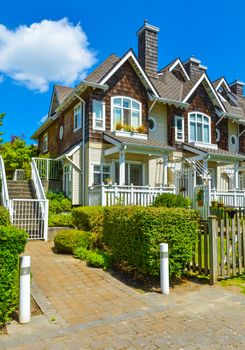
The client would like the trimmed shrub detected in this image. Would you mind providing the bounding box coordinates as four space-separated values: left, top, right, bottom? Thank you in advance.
54 229 91 254
152 193 191 208
72 206 105 249
74 247 110 270
103 206 199 279
0 206 11 226
48 213 75 227
74 246 89 260
46 191 72 214
0 226 28 326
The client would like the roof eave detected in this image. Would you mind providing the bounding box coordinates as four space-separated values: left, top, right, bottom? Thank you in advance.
151 95 189 109
31 117 54 140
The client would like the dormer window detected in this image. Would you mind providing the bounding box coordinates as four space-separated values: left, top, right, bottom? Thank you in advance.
189 112 211 144
111 97 141 131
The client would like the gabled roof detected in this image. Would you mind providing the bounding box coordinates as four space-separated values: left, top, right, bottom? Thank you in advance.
85 54 120 83
213 77 231 92
150 70 184 102
48 85 73 117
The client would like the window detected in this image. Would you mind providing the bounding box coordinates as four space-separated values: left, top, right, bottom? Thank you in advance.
149 116 157 131
189 112 210 143
43 134 48 153
59 125 64 140
216 128 220 142
112 97 141 130
93 164 110 185
175 115 184 141
74 103 82 131
230 134 238 147
93 100 105 130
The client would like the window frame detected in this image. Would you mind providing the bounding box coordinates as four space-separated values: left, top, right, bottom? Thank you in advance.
43 133 48 153
188 112 211 144
111 96 142 131
74 102 83 132
149 116 157 132
92 100 106 131
92 164 111 185
174 115 184 142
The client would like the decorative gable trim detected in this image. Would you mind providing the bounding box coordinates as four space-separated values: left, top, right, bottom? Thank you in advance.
99 49 160 97
182 73 226 112
169 58 190 81
215 77 231 93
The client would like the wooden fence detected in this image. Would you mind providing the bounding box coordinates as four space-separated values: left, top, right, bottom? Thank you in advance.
192 215 245 284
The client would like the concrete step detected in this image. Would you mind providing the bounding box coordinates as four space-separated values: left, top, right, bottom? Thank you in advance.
7 179 35 200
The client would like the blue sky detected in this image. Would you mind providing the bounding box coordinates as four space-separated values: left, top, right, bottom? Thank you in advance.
0 0 244 143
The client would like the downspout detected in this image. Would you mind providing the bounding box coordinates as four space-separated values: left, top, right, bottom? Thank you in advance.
74 93 86 205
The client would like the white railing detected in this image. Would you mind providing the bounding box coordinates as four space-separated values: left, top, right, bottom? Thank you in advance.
31 159 49 240
32 157 63 180
10 199 49 240
13 169 26 181
89 184 176 206
0 155 10 212
211 189 245 208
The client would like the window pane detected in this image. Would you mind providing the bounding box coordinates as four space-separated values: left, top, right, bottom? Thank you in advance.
103 165 110 173
132 111 140 128
114 107 122 125
204 125 209 143
123 108 130 125
93 173 101 185
197 114 202 122
203 116 208 123
93 101 102 120
190 122 196 141
177 118 182 130
132 100 140 110
197 123 202 142
123 98 130 108
190 114 195 121
96 120 103 128
113 98 121 106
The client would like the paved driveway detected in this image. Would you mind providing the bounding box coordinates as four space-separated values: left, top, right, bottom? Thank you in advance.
1 241 245 349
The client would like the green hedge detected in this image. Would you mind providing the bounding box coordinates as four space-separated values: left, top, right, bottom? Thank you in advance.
0 226 28 326
54 229 91 254
48 213 75 227
46 191 72 214
152 193 191 208
72 206 104 249
103 206 199 279
0 206 11 226
74 247 110 270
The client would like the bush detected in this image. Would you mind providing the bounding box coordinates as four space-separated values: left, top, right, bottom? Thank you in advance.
72 206 104 249
46 191 72 214
74 247 110 270
152 193 191 208
54 229 91 254
103 206 199 279
0 226 28 326
48 213 75 227
0 206 11 226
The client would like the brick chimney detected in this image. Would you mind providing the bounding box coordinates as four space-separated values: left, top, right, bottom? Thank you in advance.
229 80 244 97
137 20 160 78
184 57 202 79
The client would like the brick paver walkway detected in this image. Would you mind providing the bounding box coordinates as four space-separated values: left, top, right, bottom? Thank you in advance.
1 241 245 349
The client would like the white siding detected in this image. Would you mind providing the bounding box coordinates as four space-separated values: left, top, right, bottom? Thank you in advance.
149 103 168 143
72 148 81 205
228 120 239 153
148 157 163 186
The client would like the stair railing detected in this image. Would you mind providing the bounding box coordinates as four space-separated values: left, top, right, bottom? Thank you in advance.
0 155 12 216
31 158 49 240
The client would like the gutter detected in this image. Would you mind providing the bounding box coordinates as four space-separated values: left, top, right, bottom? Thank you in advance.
149 95 189 109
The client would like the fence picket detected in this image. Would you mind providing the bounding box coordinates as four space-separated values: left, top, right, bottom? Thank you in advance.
198 228 202 274
220 219 225 278
204 222 208 275
237 217 242 274
226 219 230 276
231 218 236 276
243 221 245 269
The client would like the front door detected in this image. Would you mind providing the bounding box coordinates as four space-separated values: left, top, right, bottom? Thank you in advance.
115 163 143 186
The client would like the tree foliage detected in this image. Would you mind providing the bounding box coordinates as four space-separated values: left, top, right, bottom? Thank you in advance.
0 113 5 144
0 136 38 178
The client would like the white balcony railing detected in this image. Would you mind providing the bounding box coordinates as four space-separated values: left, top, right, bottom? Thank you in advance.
32 157 63 181
89 184 176 206
211 189 245 208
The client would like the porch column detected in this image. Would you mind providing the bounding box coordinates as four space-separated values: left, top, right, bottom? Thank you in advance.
234 162 239 189
162 154 168 187
119 150 125 186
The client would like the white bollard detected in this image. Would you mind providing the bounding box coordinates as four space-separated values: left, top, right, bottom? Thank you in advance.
160 243 169 295
19 256 31 324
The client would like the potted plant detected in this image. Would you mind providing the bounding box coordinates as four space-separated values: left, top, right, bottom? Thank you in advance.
196 189 204 206
115 122 124 131
105 178 113 185
136 125 147 134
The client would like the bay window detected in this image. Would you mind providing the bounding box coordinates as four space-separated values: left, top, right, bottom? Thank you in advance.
189 112 211 144
112 97 141 130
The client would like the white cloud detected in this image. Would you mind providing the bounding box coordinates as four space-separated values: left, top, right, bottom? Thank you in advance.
38 114 48 125
0 18 97 92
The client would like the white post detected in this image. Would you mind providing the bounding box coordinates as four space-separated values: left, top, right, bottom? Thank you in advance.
162 154 168 187
119 150 125 186
160 243 169 295
46 159 49 181
234 162 239 190
43 200 49 241
101 182 106 206
19 256 31 324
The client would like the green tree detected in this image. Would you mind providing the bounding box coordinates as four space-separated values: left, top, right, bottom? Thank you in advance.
0 113 5 143
0 136 38 179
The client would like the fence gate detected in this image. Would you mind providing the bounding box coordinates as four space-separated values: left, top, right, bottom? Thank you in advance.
10 199 48 240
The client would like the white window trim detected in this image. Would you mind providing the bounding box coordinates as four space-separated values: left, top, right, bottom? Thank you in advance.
92 163 111 185
92 100 106 131
74 101 84 132
188 111 211 144
111 96 142 131
43 133 48 153
174 115 184 142
149 116 157 132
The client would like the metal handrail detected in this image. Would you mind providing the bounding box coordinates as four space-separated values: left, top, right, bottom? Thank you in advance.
31 159 46 200
0 155 10 212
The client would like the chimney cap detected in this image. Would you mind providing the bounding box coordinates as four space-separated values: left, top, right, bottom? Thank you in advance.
137 21 160 36
229 80 245 87
183 56 201 65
